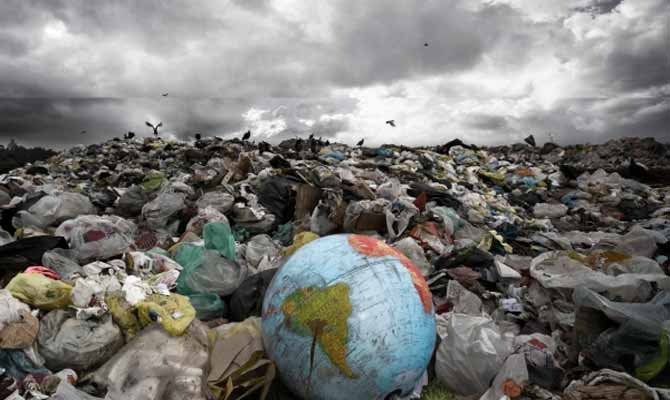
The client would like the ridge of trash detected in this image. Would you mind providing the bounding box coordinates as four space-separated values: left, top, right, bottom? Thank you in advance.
0 135 668 400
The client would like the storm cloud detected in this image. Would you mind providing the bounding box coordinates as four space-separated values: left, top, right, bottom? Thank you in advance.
0 0 667 148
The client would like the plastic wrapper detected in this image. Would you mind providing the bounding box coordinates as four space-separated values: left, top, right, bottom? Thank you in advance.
37 310 123 372
203 222 236 261
55 215 136 263
86 321 210 400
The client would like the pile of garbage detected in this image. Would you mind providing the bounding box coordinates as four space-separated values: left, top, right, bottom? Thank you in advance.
0 135 668 399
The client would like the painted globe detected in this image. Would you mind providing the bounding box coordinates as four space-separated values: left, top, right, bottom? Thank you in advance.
261 234 436 400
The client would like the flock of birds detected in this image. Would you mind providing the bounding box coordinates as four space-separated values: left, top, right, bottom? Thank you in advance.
78 43 435 146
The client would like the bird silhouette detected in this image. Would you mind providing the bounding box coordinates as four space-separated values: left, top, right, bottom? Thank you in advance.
308 133 314 140
125 131 135 139
80 130 87 135
524 134 536 147
162 93 168 97
242 130 251 141
356 138 364 146
385 120 396 127
145 121 162 136
195 133 202 140
424 42 429 47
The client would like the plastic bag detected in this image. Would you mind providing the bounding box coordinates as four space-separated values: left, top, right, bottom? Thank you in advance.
117 185 149 216
530 251 670 302
107 292 196 337
6 273 72 310
55 215 136 263
392 237 432 276
188 293 226 321
14 192 96 229
141 190 186 231
41 249 83 281
37 310 123 372
186 207 229 236
175 245 247 296
245 234 280 269
204 222 236 261
87 321 210 400
229 269 277 322
49 380 103 400
0 290 38 349
196 191 235 214
435 313 513 397
0 349 49 380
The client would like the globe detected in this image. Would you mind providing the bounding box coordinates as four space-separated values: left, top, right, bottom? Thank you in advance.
261 234 436 400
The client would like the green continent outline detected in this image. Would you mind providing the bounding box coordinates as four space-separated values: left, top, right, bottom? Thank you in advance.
281 283 358 379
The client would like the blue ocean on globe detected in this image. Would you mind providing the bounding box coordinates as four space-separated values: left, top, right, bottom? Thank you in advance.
261 234 436 400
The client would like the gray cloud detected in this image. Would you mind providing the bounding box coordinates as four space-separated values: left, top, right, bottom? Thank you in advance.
463 113 509 131
0 0 667 147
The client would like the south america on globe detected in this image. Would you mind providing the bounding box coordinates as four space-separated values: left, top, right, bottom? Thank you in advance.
261 234 436 400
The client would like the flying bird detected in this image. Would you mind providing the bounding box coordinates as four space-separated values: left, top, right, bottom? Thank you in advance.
162 93 168 97
356 138 364 146
145 121 162 136
242 130 251 141
424 42 429 47
385 120 396 127
80 130 87 135
524 134 536 147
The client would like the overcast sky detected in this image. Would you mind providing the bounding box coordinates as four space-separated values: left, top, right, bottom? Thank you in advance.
0 0 668 148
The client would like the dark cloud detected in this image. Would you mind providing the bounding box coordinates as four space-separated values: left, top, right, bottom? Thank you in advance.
463 113 509 130
0 0 667 146
573 0 624 15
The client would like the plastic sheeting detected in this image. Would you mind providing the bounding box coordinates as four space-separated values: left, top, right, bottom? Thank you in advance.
86 321 210 400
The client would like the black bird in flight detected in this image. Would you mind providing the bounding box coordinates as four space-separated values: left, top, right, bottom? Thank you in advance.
145 121 162 136
524 134 536 147
162 93 168 97
80 130 87 135
385 120 396 127
356 138 364 146
242 130 251 141
195 133 202 140
424 42 429 47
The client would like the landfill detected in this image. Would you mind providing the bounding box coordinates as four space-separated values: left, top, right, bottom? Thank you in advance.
0 135 669 400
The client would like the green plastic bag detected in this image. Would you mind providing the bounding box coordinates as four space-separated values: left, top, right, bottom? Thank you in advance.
141 171 165 192
6 273 72 310
204 222 236 261
188 293 227 321
175 244 247 296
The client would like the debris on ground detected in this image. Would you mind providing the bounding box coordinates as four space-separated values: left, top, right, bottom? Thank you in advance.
0 135 668 399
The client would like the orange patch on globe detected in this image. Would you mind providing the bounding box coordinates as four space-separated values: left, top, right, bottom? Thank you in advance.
348 235 433 313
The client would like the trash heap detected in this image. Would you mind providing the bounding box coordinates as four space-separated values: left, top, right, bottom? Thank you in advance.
0 135 668 400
